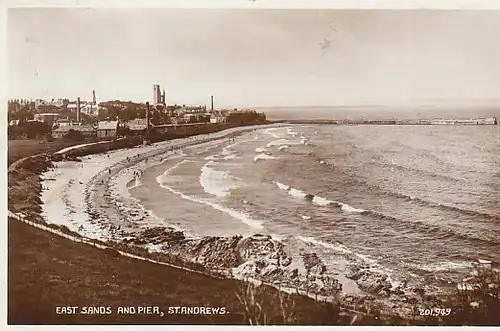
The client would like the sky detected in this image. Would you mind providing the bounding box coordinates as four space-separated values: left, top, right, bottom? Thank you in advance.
7 8 500 108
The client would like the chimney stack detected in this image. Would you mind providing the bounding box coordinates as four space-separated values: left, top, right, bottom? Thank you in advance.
210 95 214 112
146 102 150 131
76 97 81 123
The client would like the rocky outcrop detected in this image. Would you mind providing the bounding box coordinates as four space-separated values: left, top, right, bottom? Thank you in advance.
346 266 393 295
122 230 343 297
123 226 185 245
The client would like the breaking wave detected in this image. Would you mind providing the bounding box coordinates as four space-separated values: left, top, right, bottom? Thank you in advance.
158 161 264 230
254 154 278 162
199 160 240 198
274 181 366 213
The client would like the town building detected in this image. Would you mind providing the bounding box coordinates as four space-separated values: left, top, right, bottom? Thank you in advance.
97 120 119 138
124 118 148 135
210 111 227 124
34 113 60 125
52 125 96 139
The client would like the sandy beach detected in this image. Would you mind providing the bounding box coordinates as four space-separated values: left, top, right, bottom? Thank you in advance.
39 124 364 303
41 125 280 240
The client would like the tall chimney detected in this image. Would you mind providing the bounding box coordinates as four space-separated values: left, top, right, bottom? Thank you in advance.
210 95 214 112
76 97 81 123
145 102 150 132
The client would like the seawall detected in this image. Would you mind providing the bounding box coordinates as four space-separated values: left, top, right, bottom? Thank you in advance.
57 122 259 158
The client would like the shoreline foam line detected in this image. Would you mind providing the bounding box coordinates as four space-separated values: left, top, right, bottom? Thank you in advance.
158 162 264 230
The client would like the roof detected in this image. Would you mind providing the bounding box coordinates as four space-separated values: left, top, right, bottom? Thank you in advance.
124 119 147 131
36 113 60 116
98 121 118 130
53 125 95 133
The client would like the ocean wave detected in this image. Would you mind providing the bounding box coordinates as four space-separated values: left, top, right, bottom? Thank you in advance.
223 154 241 160
272 182 498 245
199 161 241 198
298 236 353 255
362 209 500 246
255 147 271 153
254 154 278 162
419 261 474 272
278 145 290 151
287 128 299 137
157 162 264 230
126 176 143 190
267 139 301 147
274 181 366 213
370 188 500 222
265 128 283 139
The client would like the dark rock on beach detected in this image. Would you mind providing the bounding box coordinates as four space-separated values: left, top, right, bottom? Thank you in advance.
346 266 393 295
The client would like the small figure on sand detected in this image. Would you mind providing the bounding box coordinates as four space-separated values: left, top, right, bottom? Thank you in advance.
108 169 111 174
78 225 84 231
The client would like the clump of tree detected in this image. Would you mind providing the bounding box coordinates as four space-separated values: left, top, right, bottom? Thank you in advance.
98 100 173 125
8 120 52 139
63 129 86 142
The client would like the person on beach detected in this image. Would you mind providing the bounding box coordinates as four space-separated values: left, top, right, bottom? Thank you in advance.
78 225 84 231
108 169 111 174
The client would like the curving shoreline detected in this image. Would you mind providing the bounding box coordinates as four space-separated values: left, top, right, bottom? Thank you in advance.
10 124 464 323
39 124 442 319
74 126 346 297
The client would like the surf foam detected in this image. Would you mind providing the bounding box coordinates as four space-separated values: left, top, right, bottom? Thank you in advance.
273 181 366 213
199 161 241 198
253 154 277 162
157 162 264 230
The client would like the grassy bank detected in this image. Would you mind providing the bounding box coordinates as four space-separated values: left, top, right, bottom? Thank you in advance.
9 216 357 325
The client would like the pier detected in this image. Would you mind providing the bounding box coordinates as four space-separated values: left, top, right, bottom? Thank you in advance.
274 117 497 126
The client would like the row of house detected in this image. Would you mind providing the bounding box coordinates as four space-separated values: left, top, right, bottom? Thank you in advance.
52 121 120 139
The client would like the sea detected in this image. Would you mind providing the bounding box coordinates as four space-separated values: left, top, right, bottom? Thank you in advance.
129 107 500 294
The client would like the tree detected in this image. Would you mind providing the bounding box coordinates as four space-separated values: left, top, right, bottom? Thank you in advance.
63 129 85 142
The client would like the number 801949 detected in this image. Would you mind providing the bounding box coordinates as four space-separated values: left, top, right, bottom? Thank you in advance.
418 308 451 317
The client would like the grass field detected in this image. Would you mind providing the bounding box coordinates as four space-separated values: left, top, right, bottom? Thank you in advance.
8 139 76 166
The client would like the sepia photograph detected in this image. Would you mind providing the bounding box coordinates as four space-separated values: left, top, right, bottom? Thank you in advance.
6 2 500 327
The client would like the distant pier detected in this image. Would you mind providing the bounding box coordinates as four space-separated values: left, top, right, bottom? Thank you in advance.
273 117 497 126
